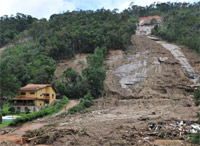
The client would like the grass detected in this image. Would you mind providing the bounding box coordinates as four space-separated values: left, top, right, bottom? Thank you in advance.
0 121 12 128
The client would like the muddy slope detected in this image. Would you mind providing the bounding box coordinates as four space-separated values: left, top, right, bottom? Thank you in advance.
106 35 198 99
24 35 200 146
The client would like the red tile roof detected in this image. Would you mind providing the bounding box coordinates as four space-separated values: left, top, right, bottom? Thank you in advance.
12 97 50 100
20 84 52 91
139 15 161 21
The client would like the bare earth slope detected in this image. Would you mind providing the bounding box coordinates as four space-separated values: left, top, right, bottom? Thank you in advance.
24 35 200 146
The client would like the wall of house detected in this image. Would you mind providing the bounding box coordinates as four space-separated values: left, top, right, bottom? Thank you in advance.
34 99 45 106
18 90 37 98
46 86 56 104
36 87 56 104
36 88 46 98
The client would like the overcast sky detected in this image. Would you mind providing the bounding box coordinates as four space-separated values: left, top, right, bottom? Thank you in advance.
0 0 199 19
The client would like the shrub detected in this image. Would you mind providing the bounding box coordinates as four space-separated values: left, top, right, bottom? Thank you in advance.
68 92 93 114
25 107 31 114
1 103 10 116
8 107 15 114
194 86 200 106
0 113 2 124
190 130 200 145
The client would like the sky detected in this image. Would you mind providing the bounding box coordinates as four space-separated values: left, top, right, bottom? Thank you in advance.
0 0 199 19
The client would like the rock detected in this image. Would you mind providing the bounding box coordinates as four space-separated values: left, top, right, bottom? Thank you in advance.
183 103 192 107
147 36 160 41
159 57 168 62
138 116 149 121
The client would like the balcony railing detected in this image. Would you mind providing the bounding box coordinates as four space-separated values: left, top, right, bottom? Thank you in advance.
14 103 35 106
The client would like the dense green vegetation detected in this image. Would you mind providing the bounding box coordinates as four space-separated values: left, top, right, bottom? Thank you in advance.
0 13 36 47
9 96 69 126
190 130 200 145
151 3 200 53
0 9 136 101
190 87 200 144
194 86 200 106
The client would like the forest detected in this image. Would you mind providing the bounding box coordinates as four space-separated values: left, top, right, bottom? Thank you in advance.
0 9 137 99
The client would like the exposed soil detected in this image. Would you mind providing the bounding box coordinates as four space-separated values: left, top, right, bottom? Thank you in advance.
21 35 200 146
54 54 88 81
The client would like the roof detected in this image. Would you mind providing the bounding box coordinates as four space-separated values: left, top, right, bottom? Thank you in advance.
20 84 52 91
139 15 161 21
12 97 50 100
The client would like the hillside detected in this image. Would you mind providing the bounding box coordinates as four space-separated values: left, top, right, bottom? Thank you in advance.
22 34 200 146
0 9 136 99
0 2 200 146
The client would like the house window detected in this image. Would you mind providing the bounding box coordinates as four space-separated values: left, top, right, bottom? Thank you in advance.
17 107 21 110
52 94 54 98
30 92 35 95
43 93 49 96
20 92 26 95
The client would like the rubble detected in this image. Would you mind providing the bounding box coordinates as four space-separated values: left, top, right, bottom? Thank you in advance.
157 41 200 84
146 120 200 137
159 57 168 62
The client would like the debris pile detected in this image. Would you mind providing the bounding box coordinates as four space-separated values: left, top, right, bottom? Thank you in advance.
147 120 200 135
113 121 200 145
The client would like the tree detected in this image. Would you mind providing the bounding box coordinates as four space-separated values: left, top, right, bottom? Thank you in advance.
0 61 19 123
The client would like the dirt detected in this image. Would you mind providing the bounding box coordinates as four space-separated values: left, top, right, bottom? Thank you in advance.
54 54 88 80
18 34 200 146
0 100 78 146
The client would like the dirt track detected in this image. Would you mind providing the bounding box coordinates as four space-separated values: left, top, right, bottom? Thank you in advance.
21 35 200 146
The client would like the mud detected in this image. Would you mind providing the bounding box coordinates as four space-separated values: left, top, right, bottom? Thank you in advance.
157 40 199 84
22 35 200 146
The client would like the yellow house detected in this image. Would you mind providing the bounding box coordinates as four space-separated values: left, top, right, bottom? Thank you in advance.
12 84 56 112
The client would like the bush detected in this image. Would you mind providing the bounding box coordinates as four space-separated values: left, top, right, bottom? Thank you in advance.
194 87 200 106
8 107 15 114
25 107 30 114
68 92 93 114
9 96 69 126
2 103 10 116
190 130 200 145
0 113 2 124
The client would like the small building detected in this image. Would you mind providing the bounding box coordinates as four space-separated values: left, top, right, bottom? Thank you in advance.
12 84 56 112
136 15 162 35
